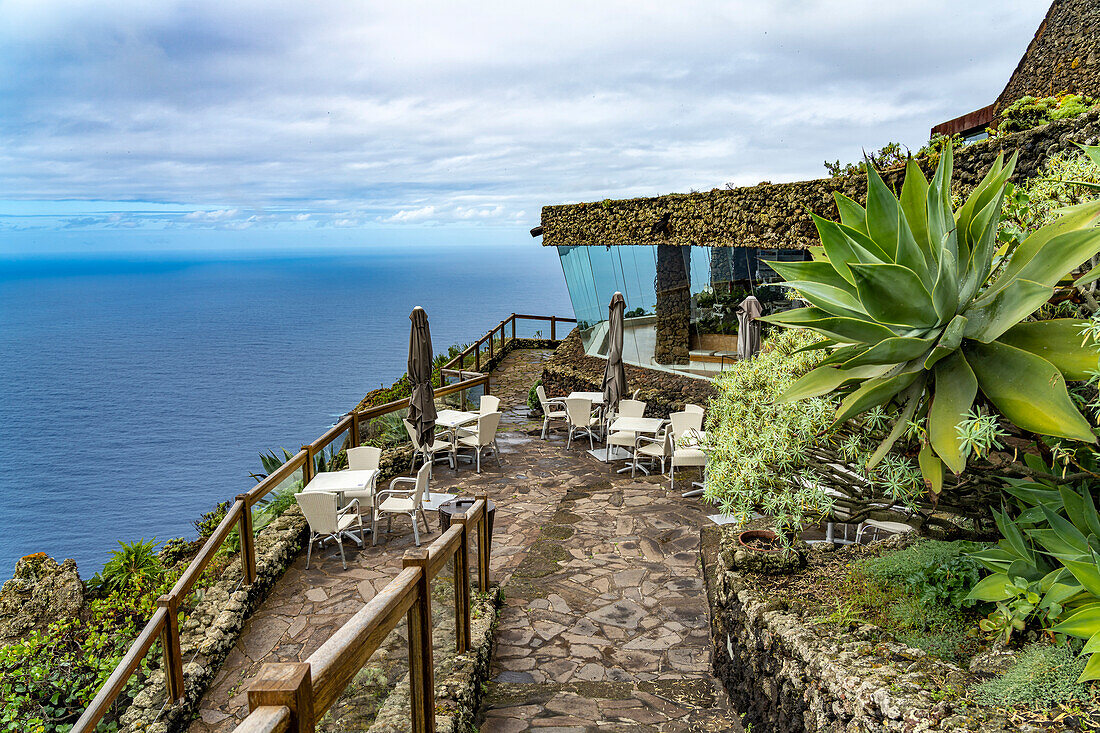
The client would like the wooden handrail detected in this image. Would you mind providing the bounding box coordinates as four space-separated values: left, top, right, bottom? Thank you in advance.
233 706 291 733
309 413 353 454
309 566 420 713
171 499 244 599
242 493 492 733
71 312 564 732
71 606 168 732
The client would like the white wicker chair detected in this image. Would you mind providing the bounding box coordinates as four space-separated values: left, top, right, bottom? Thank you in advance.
403 419 455 478
342 446 382 514
295 491 364 569
455 411 503 473
606 399 647 464
564 397 600 450
632 421 671 477
668 411 706 490
536 385 568 439
373 462 431 546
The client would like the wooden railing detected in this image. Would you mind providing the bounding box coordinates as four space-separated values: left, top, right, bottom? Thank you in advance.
440 313 575 376
71 372 489 733
233 495 492 733
71 311 572 733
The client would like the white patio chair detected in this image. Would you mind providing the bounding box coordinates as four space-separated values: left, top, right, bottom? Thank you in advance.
856 519 916 544
536 385 568 439
342 446 382 514
606 399 647 465
669 411 706 490
458 395 501 440
404 418 455 478
455 411 503 473
373 462 432 546
295 491 364 570
683 403 705 418
564 397 600 450
632 421 671 477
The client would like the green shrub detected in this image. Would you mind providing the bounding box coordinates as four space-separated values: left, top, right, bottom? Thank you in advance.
157 536 191 566
856 539 986 610
974 643 1087 706
194 501 230 538
703 328 832 532
527 379 542 415
95 538 163 595
997 93 1098 135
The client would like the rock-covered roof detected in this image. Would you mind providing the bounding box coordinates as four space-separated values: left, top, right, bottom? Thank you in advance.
539 109 1100 249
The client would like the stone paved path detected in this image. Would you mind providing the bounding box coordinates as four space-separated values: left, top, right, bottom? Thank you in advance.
188 347 740 732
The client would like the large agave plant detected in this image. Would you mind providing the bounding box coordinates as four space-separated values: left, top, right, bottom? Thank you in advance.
762 144 1100 492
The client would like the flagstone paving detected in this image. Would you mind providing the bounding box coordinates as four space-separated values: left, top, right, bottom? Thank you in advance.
187 347 740 732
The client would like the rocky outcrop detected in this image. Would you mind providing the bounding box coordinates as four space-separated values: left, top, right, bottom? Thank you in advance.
0 553 84 645
701 526 1022 733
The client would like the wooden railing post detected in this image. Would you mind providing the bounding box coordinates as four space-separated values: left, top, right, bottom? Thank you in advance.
403 549 436 733
350 412 360 449
301 445 313 485
248 662 315 733
474 343 480 372
157 595 185 704
452 513 471 654
550 316 557 340
511 314 516 342
489 329 494 362
237 496 257 585
476 493 491 592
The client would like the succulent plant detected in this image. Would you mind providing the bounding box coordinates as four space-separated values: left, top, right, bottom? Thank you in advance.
762 144 1100 493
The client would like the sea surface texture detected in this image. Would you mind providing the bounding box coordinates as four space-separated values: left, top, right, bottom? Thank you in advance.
0 245 570 579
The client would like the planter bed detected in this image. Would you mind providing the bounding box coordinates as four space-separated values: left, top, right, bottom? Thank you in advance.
699 523 1094 733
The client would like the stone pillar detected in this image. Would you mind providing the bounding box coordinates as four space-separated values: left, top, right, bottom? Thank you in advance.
655 244 691 364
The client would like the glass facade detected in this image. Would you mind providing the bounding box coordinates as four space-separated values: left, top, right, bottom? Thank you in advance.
555 244 806 374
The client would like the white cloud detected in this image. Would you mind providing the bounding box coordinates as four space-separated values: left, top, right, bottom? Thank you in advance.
0 0 1054 240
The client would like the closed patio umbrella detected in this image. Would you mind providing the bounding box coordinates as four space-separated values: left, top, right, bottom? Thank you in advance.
407 306 437 449
736 295 763 361
602 291 628 412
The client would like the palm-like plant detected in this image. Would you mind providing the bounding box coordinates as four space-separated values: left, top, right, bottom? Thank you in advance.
763 144 1100 492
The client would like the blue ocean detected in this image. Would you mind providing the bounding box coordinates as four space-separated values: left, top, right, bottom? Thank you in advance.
0 245 571 579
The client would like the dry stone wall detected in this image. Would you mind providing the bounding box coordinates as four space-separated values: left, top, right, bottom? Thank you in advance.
701 527 1023 733
995 0 1100 113
540 109 1100 252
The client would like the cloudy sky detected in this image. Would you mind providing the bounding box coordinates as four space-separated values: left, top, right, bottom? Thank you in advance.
0 0 1052 254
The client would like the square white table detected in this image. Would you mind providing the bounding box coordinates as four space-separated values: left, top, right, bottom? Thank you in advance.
568 391 604 405
435 409 479 430
302 469 379 544
605 416 667 469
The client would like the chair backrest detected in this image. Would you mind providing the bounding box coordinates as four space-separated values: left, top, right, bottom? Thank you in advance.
412 462 430 506
403 419 423 451
295 492 339 534
563 397 593 427
684 403 705 417
480 395 500 415
670 410 703 439
347 446 382 471
536 384 550 409
474 411 503 445
617 399 646 419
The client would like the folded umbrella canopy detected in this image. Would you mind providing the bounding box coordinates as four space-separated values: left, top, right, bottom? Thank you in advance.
602 291 628 411
407 306 437 449
736 295 763 361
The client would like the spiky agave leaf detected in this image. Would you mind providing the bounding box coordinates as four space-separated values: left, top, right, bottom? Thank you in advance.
762 144 1100 489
